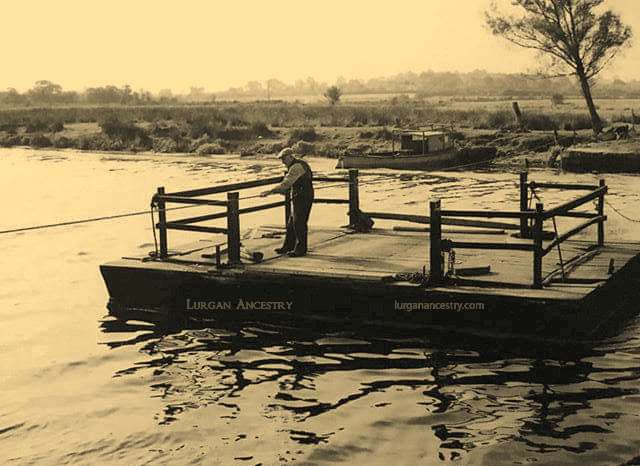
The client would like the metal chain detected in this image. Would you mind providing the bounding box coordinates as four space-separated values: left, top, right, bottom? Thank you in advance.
447 249 456 276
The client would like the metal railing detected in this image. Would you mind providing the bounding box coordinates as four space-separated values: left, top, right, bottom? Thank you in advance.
152 172 357 266
152 169 608 288
428 172 607 288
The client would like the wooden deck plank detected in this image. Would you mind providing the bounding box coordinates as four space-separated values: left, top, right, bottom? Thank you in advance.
113 227 640 302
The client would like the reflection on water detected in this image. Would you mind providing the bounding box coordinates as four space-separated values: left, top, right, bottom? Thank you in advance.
2 147 640 465
97 315 640 465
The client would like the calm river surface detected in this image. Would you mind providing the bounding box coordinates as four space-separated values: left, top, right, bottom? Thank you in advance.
1 147 640 465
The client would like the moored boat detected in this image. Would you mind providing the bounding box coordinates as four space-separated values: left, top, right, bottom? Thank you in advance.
336 129 497 170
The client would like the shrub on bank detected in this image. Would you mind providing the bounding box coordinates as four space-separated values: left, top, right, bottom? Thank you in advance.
292 140 314 155
99 116 148 141
195 141 225 155
288 126 317 143
28 133 52 147
52 135 73 148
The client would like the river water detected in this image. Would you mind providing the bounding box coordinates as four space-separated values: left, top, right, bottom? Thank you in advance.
1 147 640 465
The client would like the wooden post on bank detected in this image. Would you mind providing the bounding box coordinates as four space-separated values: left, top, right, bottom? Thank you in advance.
429 199 443 285
512 101 524 129
157 186 168 259
533 202 544 289
226 192 241 265
348 169 360 227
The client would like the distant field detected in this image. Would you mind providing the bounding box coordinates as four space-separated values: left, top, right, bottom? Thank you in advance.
217 94 640 121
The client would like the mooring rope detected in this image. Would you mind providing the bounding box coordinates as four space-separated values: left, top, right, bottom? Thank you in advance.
0 204 200 235
605 199 640 223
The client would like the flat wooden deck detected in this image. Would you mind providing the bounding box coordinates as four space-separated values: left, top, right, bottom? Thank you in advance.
115 226 640 303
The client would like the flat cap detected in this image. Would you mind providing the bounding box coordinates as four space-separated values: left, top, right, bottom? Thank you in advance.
277 147 294 159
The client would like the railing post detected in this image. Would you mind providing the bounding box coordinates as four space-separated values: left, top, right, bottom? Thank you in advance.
597 179 605 247
533 202 544 289
519 172 529 238
348 169 360 227
284 168 291 226
284 191 291 226
429 199 443 285
157 186 168 259
226 192 241 265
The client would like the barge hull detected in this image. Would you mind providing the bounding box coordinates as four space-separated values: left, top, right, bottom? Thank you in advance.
100 228 640 339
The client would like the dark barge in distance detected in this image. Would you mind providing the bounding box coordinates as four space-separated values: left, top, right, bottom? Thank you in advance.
100 171 640 339
336 129 497 170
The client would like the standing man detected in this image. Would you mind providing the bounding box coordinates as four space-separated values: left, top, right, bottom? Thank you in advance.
261 148 314 257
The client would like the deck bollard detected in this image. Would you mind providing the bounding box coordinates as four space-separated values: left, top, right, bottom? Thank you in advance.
348 169 360 227
156 186 168 259
519 172 530 238
226 192 241 265
429 199 443 285
597 179 606 247
533 202 544 289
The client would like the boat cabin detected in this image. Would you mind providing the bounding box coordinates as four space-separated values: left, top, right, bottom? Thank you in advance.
398 131 453 155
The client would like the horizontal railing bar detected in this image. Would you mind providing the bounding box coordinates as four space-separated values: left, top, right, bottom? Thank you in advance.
529 182 599 191
365 212 428 223
172 201 286 225
556 211 599 219
543 186 607 219
172 212 226 224
449 241 534 251
157 195 228 206
363 211 520 230
441 209 536 219
238 201 286 215
542 216 606 256
168 176 283 197
314 177 349 183
315 198 349 204
164 223 228 234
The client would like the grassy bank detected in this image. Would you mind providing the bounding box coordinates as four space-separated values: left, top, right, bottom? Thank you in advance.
0 101 635 159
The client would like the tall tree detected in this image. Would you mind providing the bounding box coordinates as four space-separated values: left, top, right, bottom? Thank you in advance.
486 0 632 133
324 86 342 105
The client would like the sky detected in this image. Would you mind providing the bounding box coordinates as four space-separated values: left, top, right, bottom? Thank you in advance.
2 0 638 93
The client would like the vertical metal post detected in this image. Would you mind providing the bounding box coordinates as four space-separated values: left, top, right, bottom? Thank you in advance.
226 192 241 265
597 179 605 247
348 169 360 227
156 186 168 259
429 199 443 286
283 168 291 227
533 202 544 289
215 244 221 268
519 172 529 238
284 191 291 226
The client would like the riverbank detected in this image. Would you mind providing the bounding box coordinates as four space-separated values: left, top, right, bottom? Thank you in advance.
0 102 638 171
0 123 602 171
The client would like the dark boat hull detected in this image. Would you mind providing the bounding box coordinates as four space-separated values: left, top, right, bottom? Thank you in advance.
337 146 497 171
100 249 640 340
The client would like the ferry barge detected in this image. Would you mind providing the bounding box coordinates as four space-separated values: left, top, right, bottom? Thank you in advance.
100 171 640 339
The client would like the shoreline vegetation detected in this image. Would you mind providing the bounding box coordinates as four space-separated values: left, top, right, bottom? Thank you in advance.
1 98 638 170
